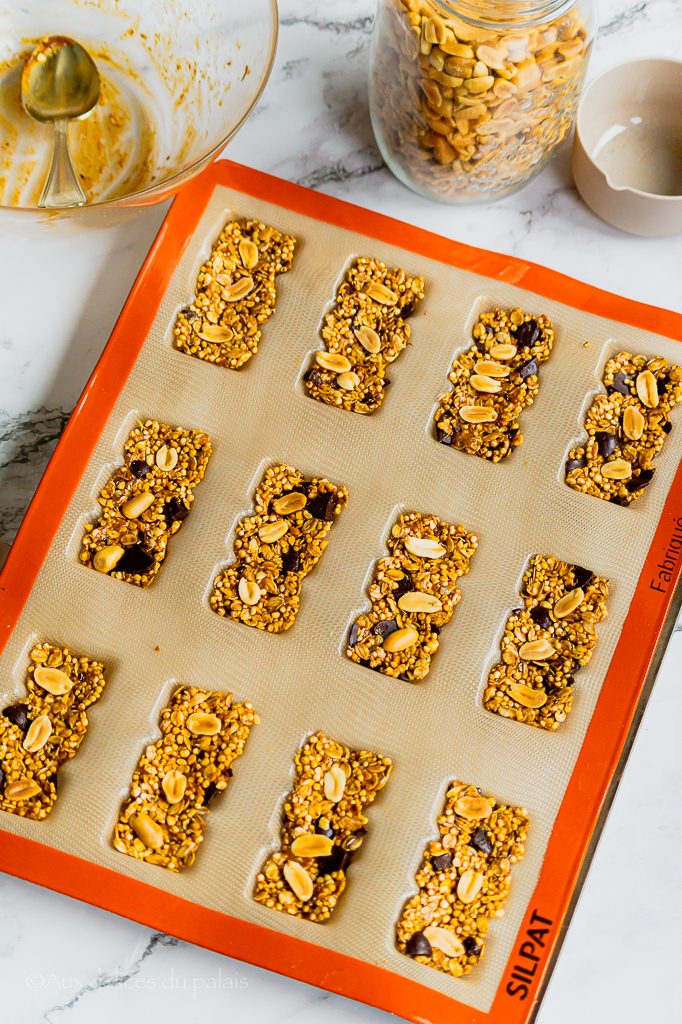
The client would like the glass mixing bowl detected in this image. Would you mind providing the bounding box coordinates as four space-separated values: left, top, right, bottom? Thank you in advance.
0 0 277 221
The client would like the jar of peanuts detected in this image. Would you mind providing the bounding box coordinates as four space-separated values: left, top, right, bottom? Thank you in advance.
369 0 596 203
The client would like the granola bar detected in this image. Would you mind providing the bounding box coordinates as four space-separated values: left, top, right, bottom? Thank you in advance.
113 685 258 871
173 219 296 369
484 555 609 730
397 781 529 976
253 732 392 922
80 420 212 587
346 512 478 682
210 464 348 633
565 353 682 506
304 257 425 414
0 643 106 820
434 308 555 460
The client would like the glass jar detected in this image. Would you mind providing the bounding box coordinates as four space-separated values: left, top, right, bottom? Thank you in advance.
369 0 596 204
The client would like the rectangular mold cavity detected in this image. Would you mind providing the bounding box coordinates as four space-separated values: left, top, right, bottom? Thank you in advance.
300 253 426 417
1 163 682 1024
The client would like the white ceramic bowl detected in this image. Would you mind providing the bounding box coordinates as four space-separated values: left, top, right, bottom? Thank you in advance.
0 0 277 223
572 57 682 237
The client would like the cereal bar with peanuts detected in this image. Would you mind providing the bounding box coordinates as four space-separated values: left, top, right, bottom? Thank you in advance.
484 555 609 730
304 257 424 414
371 0 590 204
347 512 478 682
210 463 348 633
113 685 258 871
565 352 682 506
80 420 212 587
0 643 106 820
174 218 296 369
253 733 392 922
435 308 555 460
397 781 529 976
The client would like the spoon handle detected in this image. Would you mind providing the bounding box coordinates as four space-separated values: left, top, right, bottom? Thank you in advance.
38 118 87 209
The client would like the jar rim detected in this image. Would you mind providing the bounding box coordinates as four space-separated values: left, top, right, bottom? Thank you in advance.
434 0 579 30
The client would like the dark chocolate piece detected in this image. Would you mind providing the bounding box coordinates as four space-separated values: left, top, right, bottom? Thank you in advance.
405 931 433 958
595 431 619 459
115 545 156 576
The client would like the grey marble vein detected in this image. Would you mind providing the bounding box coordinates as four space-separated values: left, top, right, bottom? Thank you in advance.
280 15 373 33
0 408 71 545
297 157 386 189
598 1 648 36
43 933 179 1022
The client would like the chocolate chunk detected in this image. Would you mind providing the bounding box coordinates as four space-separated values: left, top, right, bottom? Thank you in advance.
530 606 552 630
48 772 58 793
508 426 519 439
626 468 655 492
374 619 399 639
281 550 300 574
565 456 587 475
610 494 629 506
315 819 335 840
572 565 594 589
463 936 482 957
406 931 433 958
307 491 338 521
0 766 4 791
657 375 669 395
318 845 351 875
431 623 441 635
115 545 156 576
400 298 416 319
349 623 360 647
518 356 539 380
571 659 582 675
398 672 411 681
2 704 29 731
514 318 540 347
129 459 151 479
78 672 86 683
164 497 190 528
566 675 576 687
475 339 487 354
595 431 619 459
432 852 452 871
202 782 220 805
305 367 323 386
383 378 391 387
437 427 453 445
469 827 492 855
182 307 200 321
607 372 632 396
664 421 673 434
392 575 414 600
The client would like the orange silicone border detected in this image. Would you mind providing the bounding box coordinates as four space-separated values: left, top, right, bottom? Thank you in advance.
1 160 682 1024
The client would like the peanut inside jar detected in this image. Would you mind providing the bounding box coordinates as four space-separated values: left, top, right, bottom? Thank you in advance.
370 0 592 202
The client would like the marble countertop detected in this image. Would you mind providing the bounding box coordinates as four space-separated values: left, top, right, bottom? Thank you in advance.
1 0 681 1020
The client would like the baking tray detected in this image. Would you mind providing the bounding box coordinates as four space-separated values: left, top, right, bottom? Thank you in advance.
1 160 682 1024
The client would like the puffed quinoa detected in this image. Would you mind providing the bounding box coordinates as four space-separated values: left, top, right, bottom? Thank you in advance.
253 733 392 922
347 512 478 681
210 464 348 633
397 781 528 974
435 308 554 460
304 258 424 414
174 219 296 368
566 352 682 505
80 420 211 587
0 644 106 820
484 555 609 729
113 686 258 871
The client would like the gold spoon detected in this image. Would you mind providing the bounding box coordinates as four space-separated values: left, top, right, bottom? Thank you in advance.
21 36 101 209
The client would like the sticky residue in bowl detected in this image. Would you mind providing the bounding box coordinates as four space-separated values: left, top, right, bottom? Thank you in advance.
0 48 156 207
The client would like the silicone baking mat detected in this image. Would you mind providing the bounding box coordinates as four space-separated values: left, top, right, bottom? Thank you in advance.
2 161 682 1024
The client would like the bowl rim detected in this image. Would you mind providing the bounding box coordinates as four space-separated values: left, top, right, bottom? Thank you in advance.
575 55 682 203
3 0 279 213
